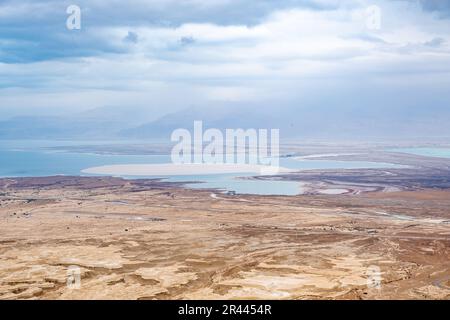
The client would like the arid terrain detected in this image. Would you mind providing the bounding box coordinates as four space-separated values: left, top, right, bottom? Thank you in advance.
0 175 449 299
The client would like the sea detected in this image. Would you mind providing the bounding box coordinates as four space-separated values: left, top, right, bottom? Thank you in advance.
0 140 409 195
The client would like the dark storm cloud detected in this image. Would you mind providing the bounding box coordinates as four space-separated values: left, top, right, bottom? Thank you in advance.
417 0 450 18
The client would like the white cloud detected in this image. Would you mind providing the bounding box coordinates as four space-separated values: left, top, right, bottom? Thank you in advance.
1 0 450 117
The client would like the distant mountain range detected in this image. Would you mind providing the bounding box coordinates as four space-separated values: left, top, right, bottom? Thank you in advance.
0 105 164 139
121 104 450 140
1 103 450 141
0 115 124 139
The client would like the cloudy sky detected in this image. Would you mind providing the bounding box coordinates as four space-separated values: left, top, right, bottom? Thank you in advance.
1 0 449 121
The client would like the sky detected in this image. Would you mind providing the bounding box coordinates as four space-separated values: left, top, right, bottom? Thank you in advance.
0 0 450 121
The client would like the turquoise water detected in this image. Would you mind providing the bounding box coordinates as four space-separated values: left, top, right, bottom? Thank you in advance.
166 173 305 196
0 140 400 195
391 147 450 159
280 158 400 170
167 158 400 195
0 149 168 177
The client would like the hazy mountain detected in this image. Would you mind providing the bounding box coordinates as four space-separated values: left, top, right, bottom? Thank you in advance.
75 105 164 126
121 103 450 141
0 105 161 139
120 104 275 139
1 102 450 141
0 115 124 139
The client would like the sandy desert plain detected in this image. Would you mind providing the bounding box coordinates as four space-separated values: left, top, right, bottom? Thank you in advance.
0 146 449 300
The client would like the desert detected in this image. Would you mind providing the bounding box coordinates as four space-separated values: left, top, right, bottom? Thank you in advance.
0 170 448 299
